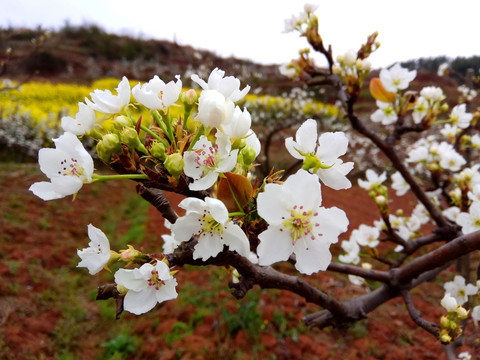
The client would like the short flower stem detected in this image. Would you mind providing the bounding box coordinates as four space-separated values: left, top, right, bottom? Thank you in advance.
229 212 246 217
92 173 149 183
152 110 175 145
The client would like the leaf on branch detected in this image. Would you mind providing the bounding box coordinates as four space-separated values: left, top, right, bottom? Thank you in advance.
369 78 396 103
217 172 253 212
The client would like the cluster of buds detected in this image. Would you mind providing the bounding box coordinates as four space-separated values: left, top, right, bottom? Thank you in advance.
439 293 469 343
332 49 372 96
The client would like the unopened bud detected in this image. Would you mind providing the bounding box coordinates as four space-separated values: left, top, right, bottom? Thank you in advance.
164 153 184 179
114 115 133 130
241 145 257 165
121 127 148 154
180 89 198 106
150 141 166 161
456 306 469 319
375 195 386 205
440 331 452 344
332 65 342 75
440 315 450 328
97 133 121 162
440 103 449 112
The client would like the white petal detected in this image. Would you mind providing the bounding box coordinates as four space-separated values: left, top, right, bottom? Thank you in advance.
316 162 353 190
257 227 293 265
256 183 290 225
283 169 322 210
313 207 349 244
171 214 201 242
188 171 219 191
285 138 305 160
29 181 64 201
155 278 178 303
294 239 332 274
193 233 225 260
178 198 206 214
114 267 149 292
295 119 318 154
316 132 349 161
205 197 229 224
223 223 250 257
124 287 158 315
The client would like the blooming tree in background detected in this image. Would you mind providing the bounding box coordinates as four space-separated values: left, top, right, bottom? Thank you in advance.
29 3 480 359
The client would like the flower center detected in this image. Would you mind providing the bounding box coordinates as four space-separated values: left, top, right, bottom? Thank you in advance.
57 157 85 178
473 217 480 228
197 212 225 239
457 289 466 298
281 205 321 244
148 269 165 291
195 144 219 170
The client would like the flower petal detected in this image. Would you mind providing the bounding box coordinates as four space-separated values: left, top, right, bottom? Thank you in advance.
124 287 158 315
223 223 250 257
257 227 293 265
193 233 225 260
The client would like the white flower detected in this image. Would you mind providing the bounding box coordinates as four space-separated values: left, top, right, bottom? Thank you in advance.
245 129 261 158
456 201 480 234
443 206 461 221
256 169 349 275
440 293 458 312
183 134 238 191
351 224 380 248
114 261 178 315
440 124 459 141
77 224 111 275
407 144 429 163
471 134 480 148
191 68 250 102
379 63 416 93
391 171 410 196
420 86 444 101
279 63 297 78
221 106 252 139
412 96 428 124
197 89 235 128
132 75 182 110
370 101 398 125
449 104 473 129
161 220 181 254
170 197 250 260
471 306 480 322
443 275 478 305
468 184 480 203
437 62 449 76
358 169 387 190
61 102 95 135
338 238 360 264
285 119 353 190
458 351 472 360
29 132 94 200
85 76 131 114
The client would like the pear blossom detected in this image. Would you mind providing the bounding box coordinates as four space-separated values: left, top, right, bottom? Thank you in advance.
132 75 182 110
220 106 252 139
458 352 472 360
467 184 480 203
351 224 380 248
197 89 235 128
458 85 477 102
449 104 473 129
77 224 111 275
338 238 360 264
358 169 387 190
391 171 410 196
245 129 261 157
285 119 353 190
440 124 459 141
443 275 478 305
170 197 250 260
379 63 416 93
443 206 461 222
471 134 480 148
161 220 181 254
437 62 449 76
370 101 398 125
437 143 466 171
183 134 238 191
412 96 428 124
456 201 480 234
420 86 445 102
191 68 250 102
85 76 131 114
61 102 95 135
29 132 94 200
471 306 480 322
114 261 178 315
440 293 458 312
256 169 349 275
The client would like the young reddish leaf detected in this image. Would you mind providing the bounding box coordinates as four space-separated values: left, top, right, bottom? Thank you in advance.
369 78 396 103
217 172 253 212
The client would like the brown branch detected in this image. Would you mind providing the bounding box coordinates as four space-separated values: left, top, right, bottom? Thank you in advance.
327 263 390 283
401 289 440 338
137 184 178 224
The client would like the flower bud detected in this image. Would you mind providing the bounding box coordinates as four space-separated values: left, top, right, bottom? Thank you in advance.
440 315 450 328
180 89 198 106
114 115 134 130
232 138 247 150
116 285 128 296
375 195 387 205
332 65 342 75
150 141 166 161
240 145 257 166
96 133 121 162
440 331 452 344
164 153 184 179
456 306 469 319
121 127 148 154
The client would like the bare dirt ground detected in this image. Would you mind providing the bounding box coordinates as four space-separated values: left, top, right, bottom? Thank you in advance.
0 163 478 359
